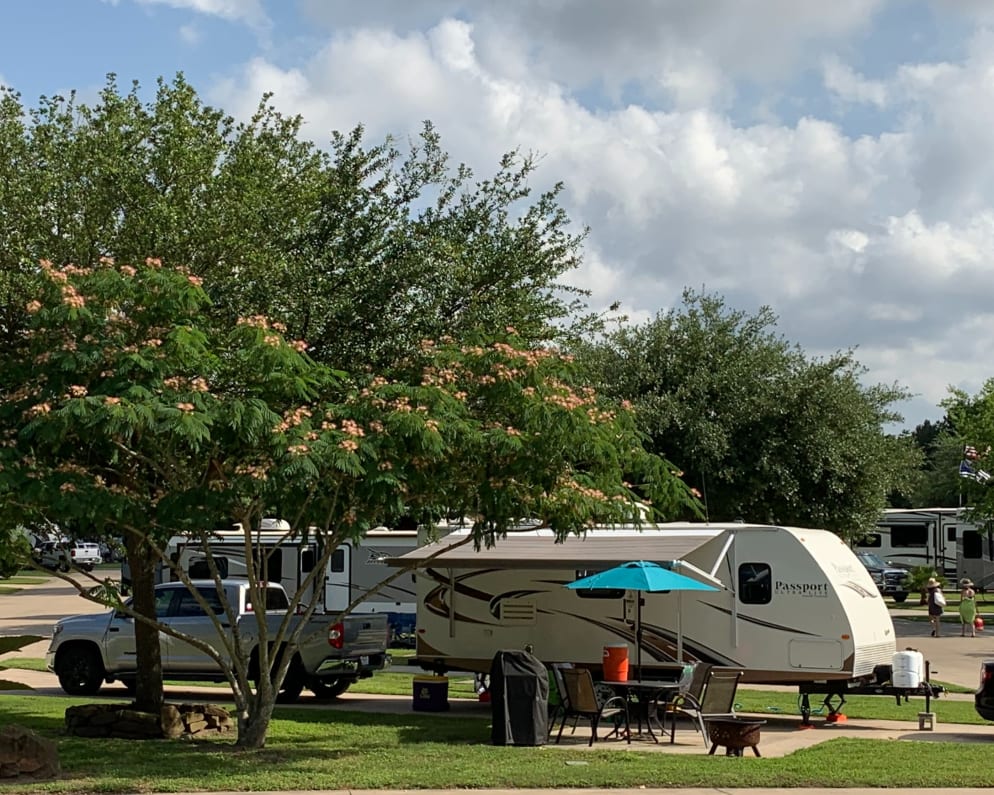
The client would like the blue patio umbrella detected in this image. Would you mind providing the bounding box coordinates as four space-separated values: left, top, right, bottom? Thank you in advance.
566 560 719 677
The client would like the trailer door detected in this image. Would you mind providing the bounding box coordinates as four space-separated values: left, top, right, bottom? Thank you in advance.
324 545 351 613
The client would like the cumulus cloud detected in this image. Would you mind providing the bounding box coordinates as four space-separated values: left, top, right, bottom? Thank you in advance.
129 0 270 31
207 2 994 427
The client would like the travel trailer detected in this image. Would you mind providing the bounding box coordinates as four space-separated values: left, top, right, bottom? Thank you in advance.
854 507 994 580
390 523 897 686
134 522 421 639
855 508 964 575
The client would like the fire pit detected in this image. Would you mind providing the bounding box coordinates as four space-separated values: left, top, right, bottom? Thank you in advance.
706 718 765 757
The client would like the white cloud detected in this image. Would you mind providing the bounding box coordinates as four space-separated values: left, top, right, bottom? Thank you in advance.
179 24 202 45
130 0 270 31
823 56 888 106
205 3 994 428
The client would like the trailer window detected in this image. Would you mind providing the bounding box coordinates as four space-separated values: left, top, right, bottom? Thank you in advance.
888 523 928 547
962 530 983 560
738 563 771 605
572 570 625 599
300 548 315 573
330 548 346 573
948 526 958 542
188 556 229 579
860 533 882 548
266 549 282 582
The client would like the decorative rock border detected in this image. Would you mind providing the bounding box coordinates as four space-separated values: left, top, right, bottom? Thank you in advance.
65 703 235 739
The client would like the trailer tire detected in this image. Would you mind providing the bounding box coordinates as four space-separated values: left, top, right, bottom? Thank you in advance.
56 645 104 695
310 678 352 700
892 593 908 603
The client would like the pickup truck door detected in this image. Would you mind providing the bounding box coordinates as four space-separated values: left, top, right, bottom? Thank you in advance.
103 588 176 672
163 587 230 672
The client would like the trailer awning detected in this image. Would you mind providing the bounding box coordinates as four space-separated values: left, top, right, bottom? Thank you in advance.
386 528 722 570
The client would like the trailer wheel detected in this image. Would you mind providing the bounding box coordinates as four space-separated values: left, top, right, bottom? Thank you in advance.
893 593 908 603
56 645 104 695
310 678 352 700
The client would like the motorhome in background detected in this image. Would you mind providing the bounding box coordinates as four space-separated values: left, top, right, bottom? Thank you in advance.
855 508 966 576
126 520 422 642
390 522 897 687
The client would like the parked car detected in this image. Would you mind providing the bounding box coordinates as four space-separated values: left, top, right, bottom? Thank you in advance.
34 541 102 572
855 551 910 603
976 661 994 721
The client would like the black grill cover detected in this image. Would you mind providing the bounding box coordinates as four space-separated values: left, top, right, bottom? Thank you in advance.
490 649 549 746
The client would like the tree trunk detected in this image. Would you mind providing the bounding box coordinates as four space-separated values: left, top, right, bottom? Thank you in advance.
236 695 275 749
125 533 164 714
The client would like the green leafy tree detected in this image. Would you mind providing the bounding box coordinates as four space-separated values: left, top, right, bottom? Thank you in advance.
575 290 920 540
942 382 994 517
264 123 596 372
0 73 325 364
0 526 30 577
0 257 696 748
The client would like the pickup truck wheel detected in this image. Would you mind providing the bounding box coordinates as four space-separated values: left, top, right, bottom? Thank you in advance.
893 593 908 603
310 678 352 700
56 646 104 695
275 662 306 704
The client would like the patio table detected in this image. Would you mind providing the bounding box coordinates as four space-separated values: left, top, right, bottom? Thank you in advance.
600 680 681 743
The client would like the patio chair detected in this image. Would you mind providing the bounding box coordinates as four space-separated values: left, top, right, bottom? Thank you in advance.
547 664 571 739
653 662 711 742
555 667 629 746
667 667 742 747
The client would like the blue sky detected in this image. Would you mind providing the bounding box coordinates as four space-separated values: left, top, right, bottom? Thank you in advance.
5 0 994 431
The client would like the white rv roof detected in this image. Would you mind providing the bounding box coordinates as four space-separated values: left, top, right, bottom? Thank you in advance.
388 524 731 569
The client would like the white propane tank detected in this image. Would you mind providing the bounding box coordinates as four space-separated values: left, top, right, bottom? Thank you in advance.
891 650 925 689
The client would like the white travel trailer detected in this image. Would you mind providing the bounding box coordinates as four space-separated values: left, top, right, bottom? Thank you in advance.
152 522 421 638
856 508 978 577
391 523 897 687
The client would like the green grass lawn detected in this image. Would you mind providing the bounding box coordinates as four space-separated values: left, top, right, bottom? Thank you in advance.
0 692 991 792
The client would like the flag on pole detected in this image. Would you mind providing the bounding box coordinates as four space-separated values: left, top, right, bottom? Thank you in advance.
960 445 991 482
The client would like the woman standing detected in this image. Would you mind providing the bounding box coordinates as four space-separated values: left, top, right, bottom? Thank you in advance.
926 577 944 637
959 578 977 637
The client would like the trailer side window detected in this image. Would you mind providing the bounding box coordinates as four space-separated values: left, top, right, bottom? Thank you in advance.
571 570 625 599
962 530 983 560
889 523 928 547
861 533 882 548
330 548 346 573
948 526 958 542
300 548 315 573
266 549 282 582
188 556 229 579
738 563 771 604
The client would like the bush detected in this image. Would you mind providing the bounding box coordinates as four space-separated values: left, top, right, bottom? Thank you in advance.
0 530 30 578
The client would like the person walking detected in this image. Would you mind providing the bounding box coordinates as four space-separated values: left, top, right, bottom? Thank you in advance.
926 577 945 637
959 578 977 637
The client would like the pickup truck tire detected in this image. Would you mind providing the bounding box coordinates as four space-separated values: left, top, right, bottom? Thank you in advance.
251 648 306 704
892 593 909 603
310 677 351 700
56 645 104 695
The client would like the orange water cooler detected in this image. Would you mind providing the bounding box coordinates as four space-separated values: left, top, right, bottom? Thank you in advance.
602 643 629 681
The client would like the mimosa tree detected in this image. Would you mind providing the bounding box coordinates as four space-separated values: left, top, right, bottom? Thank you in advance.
0 257 697 748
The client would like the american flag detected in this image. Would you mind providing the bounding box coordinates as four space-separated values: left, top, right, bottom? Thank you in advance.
961 445 991 482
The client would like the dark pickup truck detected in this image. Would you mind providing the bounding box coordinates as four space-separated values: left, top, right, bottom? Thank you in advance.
856 551 910 603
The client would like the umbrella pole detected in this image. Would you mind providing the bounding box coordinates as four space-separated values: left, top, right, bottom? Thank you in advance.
636 597 642 680
676 591 683 663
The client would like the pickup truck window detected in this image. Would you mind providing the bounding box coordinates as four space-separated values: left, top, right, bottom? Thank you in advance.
173 589 226 616
154 590 173 617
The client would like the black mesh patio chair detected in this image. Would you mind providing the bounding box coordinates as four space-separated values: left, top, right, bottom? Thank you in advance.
555 667 629 746
667 667 741 747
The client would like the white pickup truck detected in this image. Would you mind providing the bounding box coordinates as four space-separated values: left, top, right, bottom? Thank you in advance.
46 579 391 702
